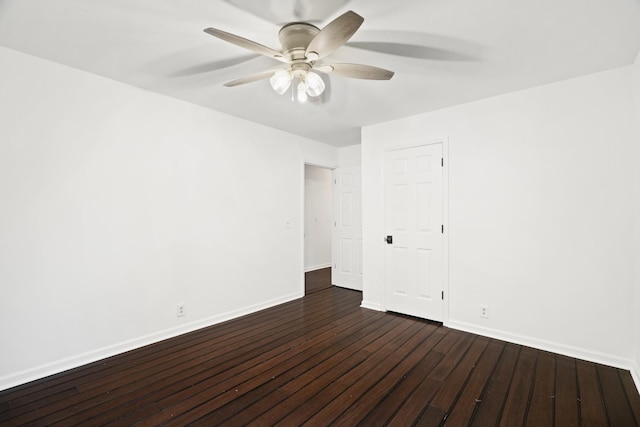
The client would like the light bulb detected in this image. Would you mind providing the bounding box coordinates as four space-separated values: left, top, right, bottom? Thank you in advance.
304 71 325 97
270 70 292 95
297 81 308 103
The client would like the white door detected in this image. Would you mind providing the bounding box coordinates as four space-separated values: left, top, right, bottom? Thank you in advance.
332 166 362 291
384 143 444 320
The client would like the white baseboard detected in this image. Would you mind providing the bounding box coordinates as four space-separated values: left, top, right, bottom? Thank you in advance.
361 300 384 311
333 283 363 291
446 319 634 371
304 263 331 273
632 361 640 395
0 291 303 392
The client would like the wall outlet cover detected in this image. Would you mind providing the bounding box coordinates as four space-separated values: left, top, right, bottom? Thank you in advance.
480 305 489 319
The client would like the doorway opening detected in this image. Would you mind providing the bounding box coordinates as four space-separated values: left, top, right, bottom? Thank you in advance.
304 164 333 295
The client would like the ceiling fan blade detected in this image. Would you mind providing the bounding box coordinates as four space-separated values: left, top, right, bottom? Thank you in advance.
223 69 283 87
305 10 363 60
346 41 478 61
316 63 394 80
170 54 259 77
204 27 289 63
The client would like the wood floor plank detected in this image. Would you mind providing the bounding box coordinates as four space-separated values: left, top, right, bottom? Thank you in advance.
554 354 580 427
68 293 356 426
99 309 377 426
470 343 520 427
157 316 375 426
597 364 636 426
1 281 639 427
428 333 474 382
272 320 427 426
186 311 386 425
429 336 489 409
126 297 364 426
498 346 537 427
275 315 400 397
416 405 448 427
443 339 505 426
205 314 408 425
619 371 640 425
306 322 435 424
305 267 332 294
417 336 490 425
386 377 442 427
356 331 448 427
525 350 556 426
576 359 608 426
331 323 445 426
246 315 408 426
433 329 464 354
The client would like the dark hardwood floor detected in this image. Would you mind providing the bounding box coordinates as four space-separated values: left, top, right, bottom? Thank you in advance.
305 267 332 295
2 271 639 426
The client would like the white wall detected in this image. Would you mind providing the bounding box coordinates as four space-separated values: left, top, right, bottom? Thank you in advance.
304 165 332 271
362 66 637 368
632 51 640 389
338 145 362 168
0 46 338 391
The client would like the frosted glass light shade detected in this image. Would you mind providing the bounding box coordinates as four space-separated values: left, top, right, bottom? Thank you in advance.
270 70 292 95
297 81 308 103
304 71 325 97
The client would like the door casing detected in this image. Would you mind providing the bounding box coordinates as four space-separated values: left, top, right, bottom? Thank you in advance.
382 139 449 322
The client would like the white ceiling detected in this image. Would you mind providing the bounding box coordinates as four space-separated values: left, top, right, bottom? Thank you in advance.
1 0 639 147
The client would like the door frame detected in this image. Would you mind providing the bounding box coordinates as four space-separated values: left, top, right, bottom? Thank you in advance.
301 160 338 296
381 138 450 323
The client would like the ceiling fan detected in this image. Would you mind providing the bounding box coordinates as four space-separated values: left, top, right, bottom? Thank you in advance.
203 10 394 102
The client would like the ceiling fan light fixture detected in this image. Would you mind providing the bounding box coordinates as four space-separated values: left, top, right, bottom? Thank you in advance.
297 81 308 103
270 70 292 95
205 10 395 101
304 71 325 97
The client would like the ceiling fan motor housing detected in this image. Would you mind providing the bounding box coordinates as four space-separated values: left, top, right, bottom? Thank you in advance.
278 23 320 61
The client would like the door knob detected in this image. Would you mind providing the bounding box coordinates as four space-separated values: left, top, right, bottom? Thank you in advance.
385 235 393 244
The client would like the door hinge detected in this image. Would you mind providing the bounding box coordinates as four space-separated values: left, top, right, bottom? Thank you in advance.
441 158 444 167
441 224 444 234
441 291 444 300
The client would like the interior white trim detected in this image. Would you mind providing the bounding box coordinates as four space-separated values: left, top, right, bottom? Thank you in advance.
301 159 339 301
446 319 635 372
0 291 303 392
441 139 450 323
632 362 640 394
361 300 384 311
305 263 332 273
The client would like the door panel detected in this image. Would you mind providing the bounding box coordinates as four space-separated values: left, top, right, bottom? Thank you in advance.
384 144 443 320
417 248 432 299
339 238 353 273
332 166 362 290
392 247 408 295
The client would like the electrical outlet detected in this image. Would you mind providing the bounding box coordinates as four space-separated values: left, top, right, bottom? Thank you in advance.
480 305 489 319
177 304 185 317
